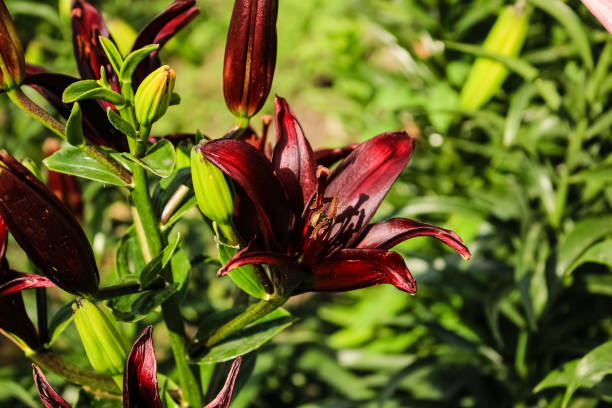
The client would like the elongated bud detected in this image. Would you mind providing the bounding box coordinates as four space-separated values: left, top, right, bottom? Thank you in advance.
191 144 235 229
223 0 278 118
459 5 529 110
73 299 127 387
135 65 175 127
0 0 25 90
0 152 99 295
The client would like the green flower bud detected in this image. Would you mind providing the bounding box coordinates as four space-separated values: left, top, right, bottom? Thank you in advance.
191 143 235 230
134 65 175 127
0 1 25 90
72 299 127 388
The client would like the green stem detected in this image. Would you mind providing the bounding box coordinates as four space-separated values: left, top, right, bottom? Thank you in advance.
129 126 202 407
7 87 133 185
205 296 287 348
36 288 48 344
31 351 120 396
95 282 148 300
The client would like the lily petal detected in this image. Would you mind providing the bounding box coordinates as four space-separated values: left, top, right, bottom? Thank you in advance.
356 218 471 259
124 326 162 408
201 139 291 249
71 0 119 89
582 0 612 34
314 144 358 168
299 248 417 294
0 153 99 295
0 272 56 297
32 364 72 408
130 0 199 85
0 260 41 350
204 356 243 408
23 67 128 151
325 132 415 246
219 246 294 276
272 97 317 214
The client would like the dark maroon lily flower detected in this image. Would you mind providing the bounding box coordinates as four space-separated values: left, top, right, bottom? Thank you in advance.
0 215 41 351
0 151 99 296
23 0 199 151
123 326 162 408
204 356 242 408
199 97 470 295
33 325 244 408
223 0 278 118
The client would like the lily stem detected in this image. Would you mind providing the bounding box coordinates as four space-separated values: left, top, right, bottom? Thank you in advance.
31 351 120 397
129 125 202 407
35 288 48 344
205 295 287 348
7 87 133 185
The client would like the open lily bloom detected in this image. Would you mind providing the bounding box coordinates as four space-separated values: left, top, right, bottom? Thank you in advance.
22 0 199 151
199 97 471 295
0 151 99 297
33 326 242 408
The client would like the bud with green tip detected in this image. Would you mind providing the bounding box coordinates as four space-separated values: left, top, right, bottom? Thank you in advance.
0 0 25 90
191 143 235 233
72 299 127 388
134 65 175 128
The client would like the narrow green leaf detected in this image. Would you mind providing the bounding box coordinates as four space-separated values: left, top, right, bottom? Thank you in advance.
556 216 612 278
106 107 137 139
122 140 176 178
528 0 593 70
139 233 182 288
195 308 296 364
567 239 612 277
99 36 123 74
535 340 612 408
503 83 536 146
48 302 74 346
63 80 125 105
66 102 85 146
44 146 129 186
0 380 39 408
119 44 160 84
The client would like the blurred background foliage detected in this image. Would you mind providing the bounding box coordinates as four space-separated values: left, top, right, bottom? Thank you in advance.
1 0 612 407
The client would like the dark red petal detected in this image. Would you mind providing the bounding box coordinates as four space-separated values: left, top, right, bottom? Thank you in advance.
204 356 242 408
0 272 56 297
71 0 119 90
299 249 416 294
0 152 99 295
0 263 41 350
325 132 415 246
219 246 294 276
314 144 359 168
32 364 72 408
200 139 291 250
0 214 6 258
223 0 278 117
123 326 162 408
23 67 128 151
272 97 317 214
356 218 472 259
130 0 199 85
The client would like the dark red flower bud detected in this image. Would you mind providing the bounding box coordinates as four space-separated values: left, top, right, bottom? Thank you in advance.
43 139 84 220
223 0 278 118
0 0 25 90
124 326 162 408
204 356 242 408
0 152 99 295
32 364 72 408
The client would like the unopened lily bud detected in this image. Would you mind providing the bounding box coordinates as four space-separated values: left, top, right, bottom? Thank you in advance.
0 151 99 296
191 143 235 230
223 0 278 118
0 0 25 90
134 65 175 127
73 299 127 388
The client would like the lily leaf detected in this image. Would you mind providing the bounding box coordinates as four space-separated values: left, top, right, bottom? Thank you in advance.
107 107 137 139
99 36 123 75
139 233 182 288
535 340 612 408
47 302 74 347
44 146 130 186
63 80 125 106
122 140 176 178
65 102 85 146
119 44 160 84
195 308 296 364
